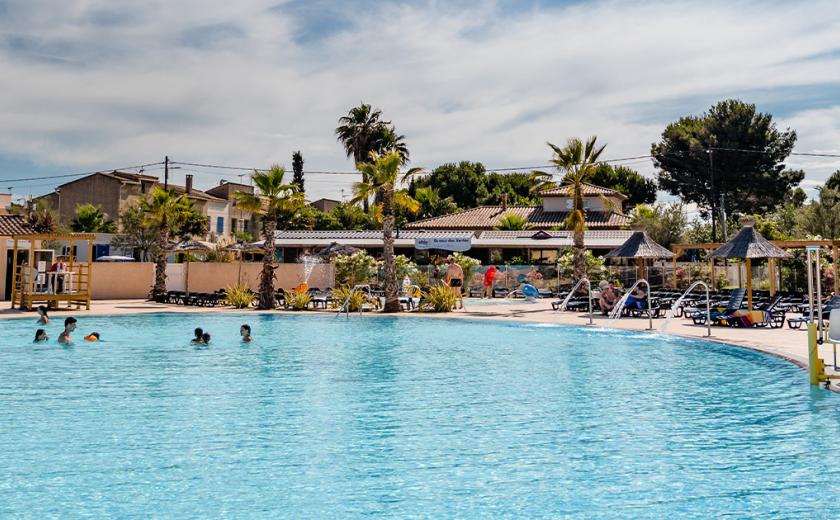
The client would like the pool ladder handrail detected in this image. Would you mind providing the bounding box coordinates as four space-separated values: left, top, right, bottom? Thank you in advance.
556 277 593 325
336 284 371 318
608 278 653 330
662 280 711 337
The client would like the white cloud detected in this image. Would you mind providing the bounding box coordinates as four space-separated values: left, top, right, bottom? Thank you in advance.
0 0 839 200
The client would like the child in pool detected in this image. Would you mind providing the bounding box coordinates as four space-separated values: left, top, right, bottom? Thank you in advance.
202 332 211 344
84 332 100 342
34 329 48 342
190 328 204 344
240 324 252 342
58 317 77 345
36 306 49 325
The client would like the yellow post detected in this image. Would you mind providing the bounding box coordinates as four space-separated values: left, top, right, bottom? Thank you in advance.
768 257 777 295
86 237 93 309
746 258 753 311
808 322 826 385
10 238 18 308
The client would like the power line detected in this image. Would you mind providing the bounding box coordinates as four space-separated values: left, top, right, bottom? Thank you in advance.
1 161 164 185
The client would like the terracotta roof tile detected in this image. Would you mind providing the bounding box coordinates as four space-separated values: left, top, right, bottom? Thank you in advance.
0 215 36 236
540 182 628 200
404 206 630 230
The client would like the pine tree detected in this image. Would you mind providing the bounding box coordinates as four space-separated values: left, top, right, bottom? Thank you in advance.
292 151 304 193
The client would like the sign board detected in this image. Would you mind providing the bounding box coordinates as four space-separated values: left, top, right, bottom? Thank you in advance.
414 236 472 252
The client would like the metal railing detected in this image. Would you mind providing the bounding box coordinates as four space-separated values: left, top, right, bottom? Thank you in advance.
608 278 653 330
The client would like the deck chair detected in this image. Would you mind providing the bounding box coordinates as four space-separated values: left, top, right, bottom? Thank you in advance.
728 293 785 328
693 288 746 325
787 296 840 329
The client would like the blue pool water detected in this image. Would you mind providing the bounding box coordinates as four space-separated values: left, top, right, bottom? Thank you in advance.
2 313 840 518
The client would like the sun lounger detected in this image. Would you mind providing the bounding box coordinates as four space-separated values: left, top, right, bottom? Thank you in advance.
692 288 746 326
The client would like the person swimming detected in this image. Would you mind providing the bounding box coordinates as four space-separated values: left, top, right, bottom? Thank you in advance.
191 327 204 344
201 332 211 344
84 332 100 342
34 329 48 342
58 317 77 345
36 306 49 325
240 324 252 342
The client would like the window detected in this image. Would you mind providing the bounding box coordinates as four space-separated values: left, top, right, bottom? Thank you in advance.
565 199 573 210
216 216 224 234
244 219 250 232
231 218 238 232
583 199 590 209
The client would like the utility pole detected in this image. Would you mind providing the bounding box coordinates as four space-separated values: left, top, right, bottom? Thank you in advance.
720 193 728 241
164 155 169 190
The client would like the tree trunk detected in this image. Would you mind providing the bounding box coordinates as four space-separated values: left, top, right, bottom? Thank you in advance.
151 223 168 297
381 189 400 312
258 215 277 310
573 187 586 281
356 149 369 213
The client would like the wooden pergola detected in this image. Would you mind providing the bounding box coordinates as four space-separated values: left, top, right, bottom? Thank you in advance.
10 233 95 311
671 239 840 295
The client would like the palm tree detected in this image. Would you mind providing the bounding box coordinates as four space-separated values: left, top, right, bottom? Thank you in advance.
336 103 389 211
495 212 531 230
533 136 606 279
233 165 304 310
372 125 409 164
140 187 204 297
353 151 422 312
70 203 116 233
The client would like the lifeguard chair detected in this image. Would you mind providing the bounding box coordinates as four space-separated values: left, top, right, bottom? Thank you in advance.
10 233 95 311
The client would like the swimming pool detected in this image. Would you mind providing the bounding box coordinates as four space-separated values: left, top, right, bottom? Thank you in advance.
2 313 839 517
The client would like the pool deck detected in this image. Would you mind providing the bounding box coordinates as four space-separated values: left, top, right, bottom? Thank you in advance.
3 298 838 391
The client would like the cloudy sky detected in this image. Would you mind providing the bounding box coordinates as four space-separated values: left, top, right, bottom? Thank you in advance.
1 0 839 203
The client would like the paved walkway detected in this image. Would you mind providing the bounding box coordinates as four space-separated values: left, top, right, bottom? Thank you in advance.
3 298 837 390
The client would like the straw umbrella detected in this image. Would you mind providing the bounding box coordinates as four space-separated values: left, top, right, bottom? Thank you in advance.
172 239 213 296
314 242 362 259
605 226 676 282
707 218 791 311
604 227 675 329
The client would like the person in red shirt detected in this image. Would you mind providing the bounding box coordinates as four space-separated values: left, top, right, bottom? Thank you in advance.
483 265 498 299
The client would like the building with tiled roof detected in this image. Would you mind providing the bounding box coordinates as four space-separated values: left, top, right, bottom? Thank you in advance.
0 214 37 299
35 172 259 243
269 184 633 264
405 182 630 231
0 214 35 236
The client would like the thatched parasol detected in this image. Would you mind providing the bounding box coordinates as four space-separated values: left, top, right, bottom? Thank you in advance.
708 218 791 310
605 226 676 281
313 242 362 259
171 239 214 296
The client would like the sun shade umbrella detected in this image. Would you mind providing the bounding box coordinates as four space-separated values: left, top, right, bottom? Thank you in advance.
171 239 214 296
313 242 362 259
605 226 676 281
707 218 791 311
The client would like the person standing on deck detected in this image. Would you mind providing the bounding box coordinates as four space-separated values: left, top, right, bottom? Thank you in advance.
483 265 498 299
444 262 465 310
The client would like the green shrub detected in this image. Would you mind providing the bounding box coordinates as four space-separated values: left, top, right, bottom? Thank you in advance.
421 285 458 312
334 251 377 285
377 254 418 283
225 284 253 309
284 291 311 311
331 285 368 312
